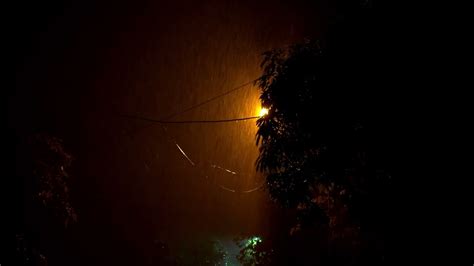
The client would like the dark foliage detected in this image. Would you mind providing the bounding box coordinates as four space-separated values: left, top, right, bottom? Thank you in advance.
10 134 77 265
255 1 397 264
29 133 77 227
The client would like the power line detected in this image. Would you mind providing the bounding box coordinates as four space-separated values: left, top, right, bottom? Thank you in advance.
119 114 260 124
161 79 258 120
119 79 265 194
120 78 259 136
151 120 265 194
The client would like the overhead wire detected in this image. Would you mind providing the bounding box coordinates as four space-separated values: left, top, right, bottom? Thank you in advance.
121 78 258 137
118 114 260 124
159 125 264 193
161 78 258 120
119 78 265 193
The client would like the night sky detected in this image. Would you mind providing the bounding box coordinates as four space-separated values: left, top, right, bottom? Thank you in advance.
7 0 403 265
9 0 326 264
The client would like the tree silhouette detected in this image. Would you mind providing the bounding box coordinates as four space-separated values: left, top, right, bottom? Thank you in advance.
12 133 77 265
255 3 396 262
29 133 77 227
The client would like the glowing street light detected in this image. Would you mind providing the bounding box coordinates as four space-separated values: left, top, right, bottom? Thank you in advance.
259 107 269 117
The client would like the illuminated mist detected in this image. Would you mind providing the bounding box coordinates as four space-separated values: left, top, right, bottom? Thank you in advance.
11 0 324 264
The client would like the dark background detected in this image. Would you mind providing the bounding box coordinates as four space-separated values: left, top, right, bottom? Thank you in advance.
5 0 417 265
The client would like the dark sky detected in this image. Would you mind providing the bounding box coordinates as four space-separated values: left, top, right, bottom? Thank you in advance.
9 0 341 264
